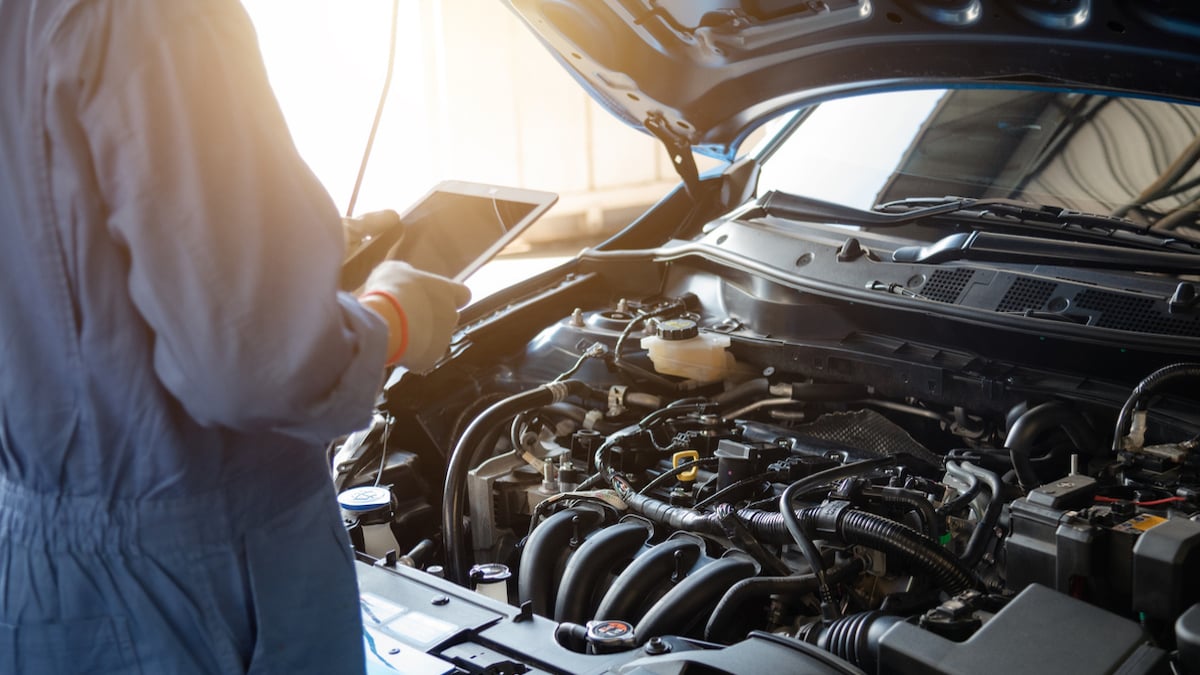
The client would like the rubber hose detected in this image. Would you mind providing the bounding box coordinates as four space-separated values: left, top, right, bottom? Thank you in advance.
594 538 702 622
713 503 792 577
957 462 1005 569
864 486 942 538
604 451 976 593
705 575 819 643
936 465 981 516
1112 363 1200 452
704 561 865 642
711 379 867 409
517 507 602 617
832 509 976 593
443 380 592 584
636 402 714 430
554 521 651 623
693 472 774 509
817 611 906 673
614 487 975 594
723 501 972 589
787 382 871 401
1006 401 1099 490
401 539 436 567
780 458 896 606
635 556 759 643
711 378 769 406
625 392 663 409
544 401 590 424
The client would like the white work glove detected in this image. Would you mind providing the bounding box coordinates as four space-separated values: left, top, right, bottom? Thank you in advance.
342 210 401 250
362 260 471 371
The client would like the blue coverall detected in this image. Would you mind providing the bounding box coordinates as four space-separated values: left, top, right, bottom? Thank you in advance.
0 1 388 672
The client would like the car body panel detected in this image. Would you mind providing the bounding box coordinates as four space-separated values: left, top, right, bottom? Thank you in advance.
503 0 1200 158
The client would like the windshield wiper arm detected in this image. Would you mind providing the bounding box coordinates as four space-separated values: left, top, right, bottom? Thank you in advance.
756 190 975 226
758 191 1200 248
893 230 1200 274
760 191 1145 232
877 195 1153 235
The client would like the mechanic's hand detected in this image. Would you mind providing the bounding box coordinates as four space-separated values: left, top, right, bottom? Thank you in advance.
342 209 402 250
362 260 471 371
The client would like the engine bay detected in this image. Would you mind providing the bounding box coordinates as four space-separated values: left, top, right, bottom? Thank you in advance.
333 251 1200 674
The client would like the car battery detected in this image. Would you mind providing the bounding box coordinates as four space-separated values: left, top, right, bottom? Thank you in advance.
1006 474 1200 621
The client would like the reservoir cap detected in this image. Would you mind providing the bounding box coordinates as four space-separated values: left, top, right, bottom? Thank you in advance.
656 318 699 341
586 619 637 653
338 486 392 513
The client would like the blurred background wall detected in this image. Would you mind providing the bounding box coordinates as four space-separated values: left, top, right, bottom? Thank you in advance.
241 0 717 251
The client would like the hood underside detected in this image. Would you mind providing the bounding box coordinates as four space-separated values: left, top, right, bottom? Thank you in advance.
504 0 1200 158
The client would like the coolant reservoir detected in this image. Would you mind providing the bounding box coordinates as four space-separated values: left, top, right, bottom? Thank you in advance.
640 318 735 382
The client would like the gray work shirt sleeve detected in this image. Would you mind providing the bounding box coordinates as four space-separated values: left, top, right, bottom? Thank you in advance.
51 0 387 443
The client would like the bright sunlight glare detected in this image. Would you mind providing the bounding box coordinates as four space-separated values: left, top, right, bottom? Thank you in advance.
241 0 430 215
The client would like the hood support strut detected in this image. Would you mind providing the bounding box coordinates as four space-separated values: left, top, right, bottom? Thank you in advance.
647 114 701 199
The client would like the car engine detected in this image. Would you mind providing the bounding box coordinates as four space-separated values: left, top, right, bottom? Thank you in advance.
333 250 1200 674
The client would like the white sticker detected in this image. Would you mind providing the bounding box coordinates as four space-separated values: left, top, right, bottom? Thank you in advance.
360 593 406 627
363 626 454 675
386 611 457 646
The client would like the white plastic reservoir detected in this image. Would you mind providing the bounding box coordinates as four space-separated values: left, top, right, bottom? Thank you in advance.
640 318 736 383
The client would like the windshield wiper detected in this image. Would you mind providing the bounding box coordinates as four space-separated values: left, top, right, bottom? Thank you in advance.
892 230 1200 274
876 195 1161 238
755 190 977 227
755 191 1200 249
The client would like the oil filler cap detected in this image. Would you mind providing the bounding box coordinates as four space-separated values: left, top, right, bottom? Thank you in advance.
656 318 699 341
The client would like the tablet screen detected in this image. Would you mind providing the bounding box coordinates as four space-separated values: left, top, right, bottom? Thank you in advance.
340 181 557 290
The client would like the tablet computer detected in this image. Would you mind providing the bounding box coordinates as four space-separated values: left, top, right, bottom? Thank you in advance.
340 180 558 291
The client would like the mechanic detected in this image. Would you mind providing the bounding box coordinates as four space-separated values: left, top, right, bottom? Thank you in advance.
0 1 468 673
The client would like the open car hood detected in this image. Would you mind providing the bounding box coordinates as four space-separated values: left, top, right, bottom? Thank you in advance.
504 0 1200 159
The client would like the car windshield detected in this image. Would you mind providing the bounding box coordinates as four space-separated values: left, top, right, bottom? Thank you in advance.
755 88 1200 240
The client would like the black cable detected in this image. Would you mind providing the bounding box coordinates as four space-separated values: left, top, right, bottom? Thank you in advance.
344 0 400 217
1112 363 1200 452
956 462 1005 569
635 401 714 429
695 472 720 500
936 468 981 516
637 458 718 495
372 413 393 487
601 455 977 594
1151 196 1200 232
778 457 895 619
862 486 941 539
693 474 774 509
1006 400 1097 491
509 412 528 455
610 302 687 389
442 381 593 584
1159 173 1200 201
553 350 593 382
1114 133 1200 219
704 560 865 642
1006 95 1108 201
712 503 791 577
746 486 829 510
577 472 604 490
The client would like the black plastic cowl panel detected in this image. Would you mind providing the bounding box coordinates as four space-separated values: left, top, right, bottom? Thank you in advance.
877 584 1164 675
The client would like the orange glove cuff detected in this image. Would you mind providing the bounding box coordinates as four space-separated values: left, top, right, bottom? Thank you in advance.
360 290 409 365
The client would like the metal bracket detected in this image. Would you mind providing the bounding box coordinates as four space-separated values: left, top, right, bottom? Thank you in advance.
646 114 701 199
